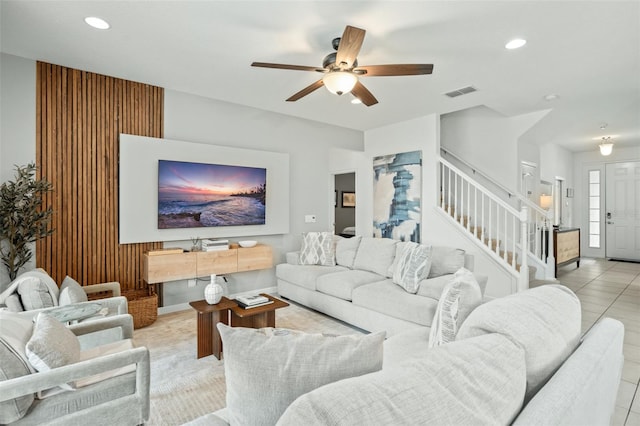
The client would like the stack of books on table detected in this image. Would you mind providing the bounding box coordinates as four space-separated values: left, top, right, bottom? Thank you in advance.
202 239 229 251
236 294 274 309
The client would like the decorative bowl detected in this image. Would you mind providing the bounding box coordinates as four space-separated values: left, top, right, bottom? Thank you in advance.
238 240 257 248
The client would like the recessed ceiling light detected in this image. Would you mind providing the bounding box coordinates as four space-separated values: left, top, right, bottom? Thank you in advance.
351 98 362 105
543 94 559 101
84 16 110 30
505 38 526 50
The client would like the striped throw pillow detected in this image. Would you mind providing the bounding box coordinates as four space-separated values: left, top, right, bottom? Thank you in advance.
429 267 482 347
392 243 432 293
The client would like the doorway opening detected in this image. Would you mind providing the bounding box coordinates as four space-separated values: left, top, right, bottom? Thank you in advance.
334 172 356 237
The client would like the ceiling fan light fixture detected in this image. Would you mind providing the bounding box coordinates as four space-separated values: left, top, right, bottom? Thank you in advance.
599 137 614 156
323 71 358 96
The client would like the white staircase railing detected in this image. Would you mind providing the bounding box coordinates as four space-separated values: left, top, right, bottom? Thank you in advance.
517 196 556 280
439 156 531 292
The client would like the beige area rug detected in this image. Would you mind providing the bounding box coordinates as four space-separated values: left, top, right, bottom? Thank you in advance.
133 299 363 425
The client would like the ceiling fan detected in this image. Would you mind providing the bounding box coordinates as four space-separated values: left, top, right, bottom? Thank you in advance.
251 25 433 107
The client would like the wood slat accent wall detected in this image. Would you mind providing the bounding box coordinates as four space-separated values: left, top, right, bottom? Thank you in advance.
35 62 164 291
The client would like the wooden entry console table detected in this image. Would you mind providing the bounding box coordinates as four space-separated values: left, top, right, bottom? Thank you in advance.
554 228 580 277
143 244 273 306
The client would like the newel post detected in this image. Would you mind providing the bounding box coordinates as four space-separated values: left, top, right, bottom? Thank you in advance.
545 209 556 280
519 206 530 292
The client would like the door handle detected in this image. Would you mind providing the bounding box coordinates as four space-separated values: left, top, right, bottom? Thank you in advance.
607 221 614 224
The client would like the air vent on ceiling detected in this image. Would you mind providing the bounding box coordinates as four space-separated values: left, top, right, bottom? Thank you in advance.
445 86 477 98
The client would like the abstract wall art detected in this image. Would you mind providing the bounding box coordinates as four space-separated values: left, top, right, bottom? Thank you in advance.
372 150 422 242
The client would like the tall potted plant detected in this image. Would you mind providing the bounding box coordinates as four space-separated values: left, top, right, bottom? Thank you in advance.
0 163 54 281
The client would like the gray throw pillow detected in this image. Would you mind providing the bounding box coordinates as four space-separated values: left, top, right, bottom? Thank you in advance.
58 276 88 306
218 324 385 426
428 267 483 347
392 242 432 293
299 232 336 266
25 313 81 391
17 276 55 310
457 284 581 402
428 246 466 278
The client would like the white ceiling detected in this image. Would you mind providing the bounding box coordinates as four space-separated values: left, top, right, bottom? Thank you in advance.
1 1 639 152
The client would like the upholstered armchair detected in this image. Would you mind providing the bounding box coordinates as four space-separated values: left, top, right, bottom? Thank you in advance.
0 269 128 320
0 312 150 425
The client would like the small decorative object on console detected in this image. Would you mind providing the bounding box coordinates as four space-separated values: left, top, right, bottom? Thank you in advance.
238 240 257 248
204 274 223 304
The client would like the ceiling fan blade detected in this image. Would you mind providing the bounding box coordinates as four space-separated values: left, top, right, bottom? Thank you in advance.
351 81 378 107
286 79 325 102
354 64 434 76
252 62 325 73
335 25 366 68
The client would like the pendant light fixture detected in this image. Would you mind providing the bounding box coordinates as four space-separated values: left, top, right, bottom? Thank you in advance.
599 137 613 156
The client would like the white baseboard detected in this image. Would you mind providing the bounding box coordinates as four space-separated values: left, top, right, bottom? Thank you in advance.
156 286 278 316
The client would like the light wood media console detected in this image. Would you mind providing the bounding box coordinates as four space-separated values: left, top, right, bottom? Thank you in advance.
143 244 273 306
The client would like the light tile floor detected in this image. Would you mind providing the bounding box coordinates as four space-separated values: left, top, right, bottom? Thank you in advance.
532 258 640 426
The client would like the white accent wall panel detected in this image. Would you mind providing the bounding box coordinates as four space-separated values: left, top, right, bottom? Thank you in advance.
119 134 290 244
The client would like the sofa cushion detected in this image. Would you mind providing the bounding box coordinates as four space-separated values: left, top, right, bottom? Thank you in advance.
352 237 397 277
17 276 56 311
278 333 526 426
335 236 361 268
457 284 581 402
416 274 454 299
58 276 89 306
276 263 347 291
5 293 24 312
218 324 385 426
0 312 35 424
428 246 466 278
391 242 432 293
299 232 336 266
428 267 483 347
352 280 439 326
316 270 386 301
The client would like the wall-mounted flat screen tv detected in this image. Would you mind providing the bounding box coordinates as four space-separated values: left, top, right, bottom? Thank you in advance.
158 159 266 229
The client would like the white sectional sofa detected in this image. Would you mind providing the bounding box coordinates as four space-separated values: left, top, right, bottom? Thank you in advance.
276 236 488 336
188 285 624 425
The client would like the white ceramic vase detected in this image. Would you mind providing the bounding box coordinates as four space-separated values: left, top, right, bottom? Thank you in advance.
204 274 223 304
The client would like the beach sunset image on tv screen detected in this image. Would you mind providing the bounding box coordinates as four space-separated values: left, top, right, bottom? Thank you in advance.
158 160 267 229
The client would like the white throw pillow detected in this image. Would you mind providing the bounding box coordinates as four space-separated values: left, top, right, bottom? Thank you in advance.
428 267 483 347
299 232 336 266
25 313 80 391
58 276 89 306
392 242 432 293
218 324 385 426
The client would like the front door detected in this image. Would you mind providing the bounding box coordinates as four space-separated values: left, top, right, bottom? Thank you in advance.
605 161 640 261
